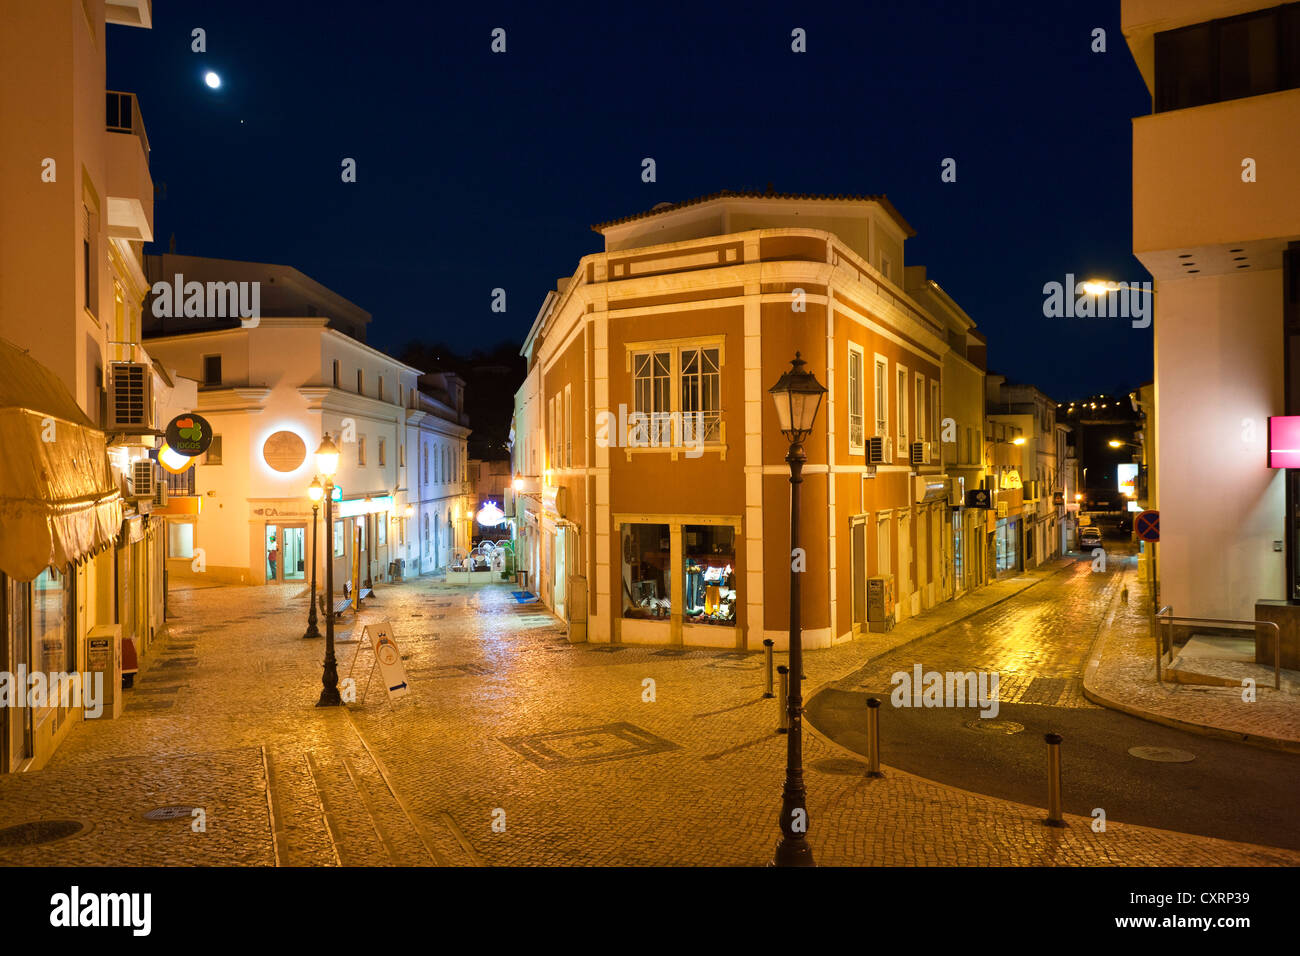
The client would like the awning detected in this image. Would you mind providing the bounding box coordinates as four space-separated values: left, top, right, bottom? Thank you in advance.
0 340 124 581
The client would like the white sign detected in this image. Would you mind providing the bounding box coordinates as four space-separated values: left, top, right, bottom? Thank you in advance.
362 622 409 700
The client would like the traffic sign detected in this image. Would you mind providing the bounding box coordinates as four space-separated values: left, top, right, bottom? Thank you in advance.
1136 510 1160 542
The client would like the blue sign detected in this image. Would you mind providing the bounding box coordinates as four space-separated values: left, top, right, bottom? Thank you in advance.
331 485 343 503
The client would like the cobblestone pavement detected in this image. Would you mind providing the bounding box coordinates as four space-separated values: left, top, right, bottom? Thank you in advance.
0 572 1296 866
1084 564 1300 750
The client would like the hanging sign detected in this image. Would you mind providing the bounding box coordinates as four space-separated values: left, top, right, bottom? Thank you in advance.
164 413 213 457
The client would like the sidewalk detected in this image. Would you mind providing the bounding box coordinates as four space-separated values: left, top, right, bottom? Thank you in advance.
1082 565 1300 752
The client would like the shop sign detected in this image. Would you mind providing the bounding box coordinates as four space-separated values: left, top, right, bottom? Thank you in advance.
999 469 1022 490
164 413 213 457
362 622 409 700
1053 492 1064 506
964 488 992 509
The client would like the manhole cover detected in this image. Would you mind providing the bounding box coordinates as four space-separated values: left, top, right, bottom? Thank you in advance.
0 820 85 847
811 758 871 775
143 806 199 821
963 719 1025 734
1128 746 1195 763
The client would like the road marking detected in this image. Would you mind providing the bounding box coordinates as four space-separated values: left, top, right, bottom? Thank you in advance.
303 751 344 866
341 755 402 865
260 745 289 867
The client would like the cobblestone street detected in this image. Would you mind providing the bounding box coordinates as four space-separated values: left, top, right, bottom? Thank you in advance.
1 573 1296 867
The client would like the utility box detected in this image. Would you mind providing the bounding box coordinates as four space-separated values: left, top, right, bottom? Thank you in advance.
84 624 123 720
867 576 895 632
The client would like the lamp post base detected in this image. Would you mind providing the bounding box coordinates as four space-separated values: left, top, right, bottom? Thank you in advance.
770 839 816 867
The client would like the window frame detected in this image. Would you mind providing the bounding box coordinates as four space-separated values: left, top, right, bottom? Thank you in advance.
896 363 909 454
873 354 889 438
847 343 865 454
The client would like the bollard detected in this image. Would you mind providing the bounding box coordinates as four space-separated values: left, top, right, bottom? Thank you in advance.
763 639 775 698
865 697 884 778
776 665 790 734
1044 732 1066 827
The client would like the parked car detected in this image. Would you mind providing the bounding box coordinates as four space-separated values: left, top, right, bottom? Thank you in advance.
1078 526 1104 551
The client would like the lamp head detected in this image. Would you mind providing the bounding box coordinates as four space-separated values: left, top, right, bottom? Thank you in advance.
768 352 826 444
307 477 324 502
315 433 340 477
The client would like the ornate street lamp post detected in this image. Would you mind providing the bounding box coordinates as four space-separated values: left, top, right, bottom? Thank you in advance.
315 434 343 707
768 352 826 868
303 477 323 640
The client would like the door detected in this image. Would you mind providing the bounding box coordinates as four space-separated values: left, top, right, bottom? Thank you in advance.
265 525 281 582
282 526 306 581
851 520 867 629
899 512 911 604
554 529 567 620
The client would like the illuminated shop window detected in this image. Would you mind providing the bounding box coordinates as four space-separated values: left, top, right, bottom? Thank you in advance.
621 523 670 619
682 525 736 627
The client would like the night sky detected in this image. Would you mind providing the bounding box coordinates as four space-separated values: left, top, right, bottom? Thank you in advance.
107 0 1152 400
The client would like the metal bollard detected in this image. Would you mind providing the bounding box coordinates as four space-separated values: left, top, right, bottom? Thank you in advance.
776 665 790 734
763 639 775 698
1044 732 1066 827
865 697 884 777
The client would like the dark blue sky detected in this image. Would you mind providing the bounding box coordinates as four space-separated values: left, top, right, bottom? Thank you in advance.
108 0 1151 400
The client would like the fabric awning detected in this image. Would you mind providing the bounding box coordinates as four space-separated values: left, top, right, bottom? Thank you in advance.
0 341 124 581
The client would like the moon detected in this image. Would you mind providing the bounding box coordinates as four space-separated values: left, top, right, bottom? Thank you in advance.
204 71 221 89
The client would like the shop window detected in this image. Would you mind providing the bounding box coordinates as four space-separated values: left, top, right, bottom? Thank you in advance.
378 516 387 546
167 521 195 559
682 525 737 627
31 567 71 717
621 523 671 619
333 521 345 557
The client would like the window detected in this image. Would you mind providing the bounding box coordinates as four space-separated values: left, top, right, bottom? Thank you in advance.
332 361 340 388
897 366 908 450
378 437 386 467
83 205 97 316
874 357 888 437
377 376 385 403
564 385 573 466
334 521 345 557
1153 5 1300 112
31 567 72 718
847 345 864 452
631 350 672 445
422 443 428 485
914 374 926 443
622 523 671 619
931 381 941 447
204 435 222 466
423 514 429 543
358 436 366 466
680 347 721 444
399 442 405 468
683 525 737 626
880 254 892 282
356 369 364 394
203 355 222 387
378 516 386 546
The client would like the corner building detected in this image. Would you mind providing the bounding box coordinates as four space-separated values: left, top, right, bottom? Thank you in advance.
516 192 973 650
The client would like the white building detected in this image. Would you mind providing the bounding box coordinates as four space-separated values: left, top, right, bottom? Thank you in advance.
142 255 470 590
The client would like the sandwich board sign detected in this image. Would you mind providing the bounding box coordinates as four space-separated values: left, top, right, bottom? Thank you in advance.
362 621 409 701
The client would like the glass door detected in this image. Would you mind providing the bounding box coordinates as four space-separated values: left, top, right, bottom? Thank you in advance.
265 524 279 582
282 526 306 581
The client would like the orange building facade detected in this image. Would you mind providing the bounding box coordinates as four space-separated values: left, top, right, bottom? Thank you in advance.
514 193 979 650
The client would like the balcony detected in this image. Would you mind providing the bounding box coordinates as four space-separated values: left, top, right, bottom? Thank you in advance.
1132 87 1300 268
105 91 154 242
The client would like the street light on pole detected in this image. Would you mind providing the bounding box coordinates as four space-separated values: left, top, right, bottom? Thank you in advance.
767 351 826 868
303 477 323 640
315 434 342 707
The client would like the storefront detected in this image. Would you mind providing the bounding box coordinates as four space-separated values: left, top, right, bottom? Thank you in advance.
994 516 1021 575
617 516 741 648
0 341 124 771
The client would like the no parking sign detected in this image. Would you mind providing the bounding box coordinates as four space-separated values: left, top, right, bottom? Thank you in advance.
1136 510 1160 542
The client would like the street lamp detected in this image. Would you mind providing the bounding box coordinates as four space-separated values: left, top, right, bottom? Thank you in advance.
767 352 826 868
303 477 323 640
315 434 342 707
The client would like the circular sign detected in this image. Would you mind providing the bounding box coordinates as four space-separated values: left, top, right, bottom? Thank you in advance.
262 430 307 473
1136 510 1160 542
164 413 213 457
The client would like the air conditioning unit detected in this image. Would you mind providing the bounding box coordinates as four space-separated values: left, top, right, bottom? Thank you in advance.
131 459 156 499
1024 480 1038 500
911 440 930 466
997 500 1008 518
866 435 892 465
108 362 153 430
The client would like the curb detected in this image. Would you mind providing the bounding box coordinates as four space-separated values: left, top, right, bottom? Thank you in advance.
1081 567 1300 755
